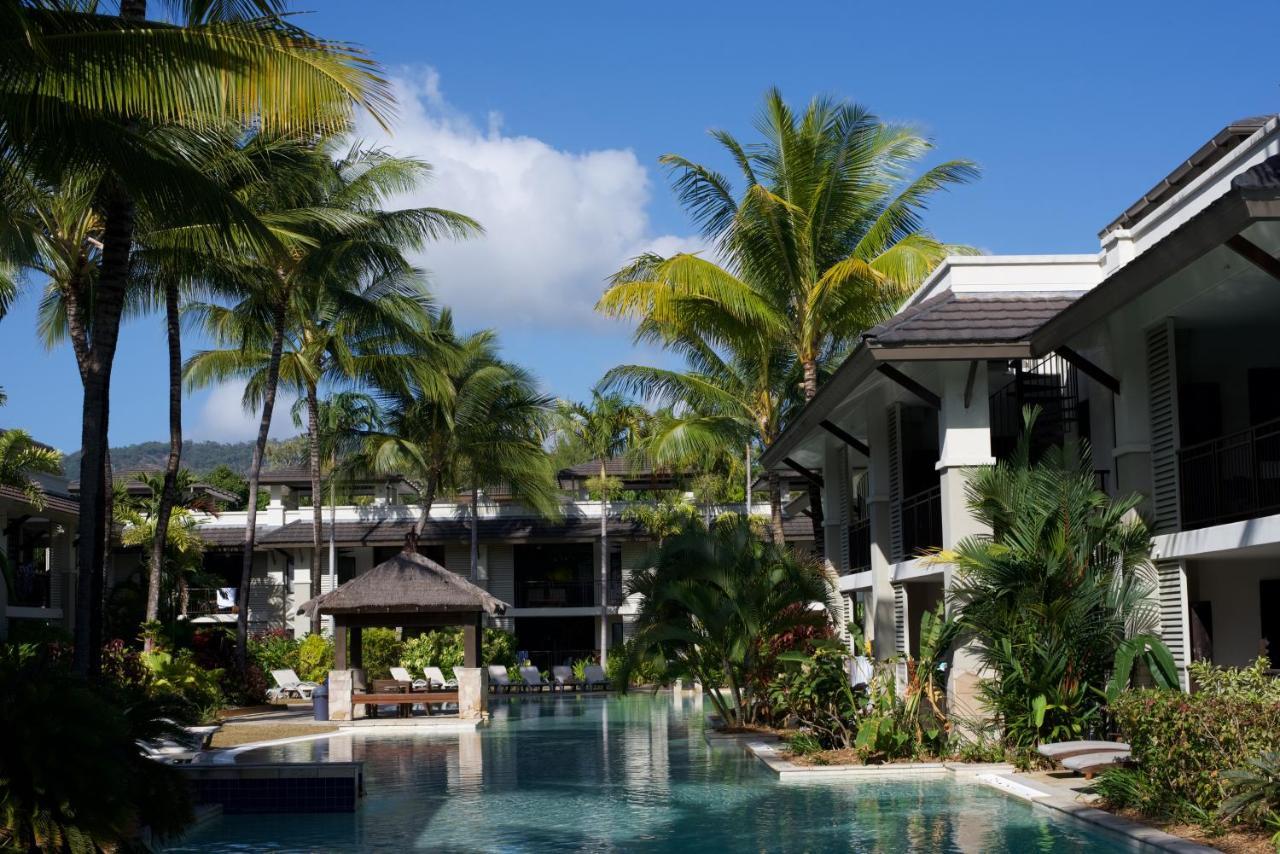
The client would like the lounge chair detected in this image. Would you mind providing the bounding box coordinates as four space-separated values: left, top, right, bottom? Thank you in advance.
1061 750 1131 779
582 664 610 691
390 666 429 690
136 739 198 764
488 664 518 693
424 666 458 689
552 665 579 692
519 666 551 692
268 668 320 701
1037 740 1131 762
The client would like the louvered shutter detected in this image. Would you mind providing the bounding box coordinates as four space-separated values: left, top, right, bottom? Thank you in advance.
1146 321 1181 533
887 405 904 562
893 583 907 655
836 446 852 573
1156 559 1190 690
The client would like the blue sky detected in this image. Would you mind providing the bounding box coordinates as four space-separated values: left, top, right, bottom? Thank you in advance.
2 0 1277 453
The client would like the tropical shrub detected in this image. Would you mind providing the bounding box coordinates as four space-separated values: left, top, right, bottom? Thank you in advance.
194 627 268 705
359 628 404 681
101 637 151 692
1107 675 1280 819
0 643 193 849
605 639 664 687
622 517 837 727
947 408 1177 754
768 642 862 749
399 627 517 675
248 628 300 674
1221 752 1280 846
143 650 225 723
296 633 335 683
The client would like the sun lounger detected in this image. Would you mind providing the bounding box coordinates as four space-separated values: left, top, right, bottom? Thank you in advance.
488 664 518 693
519 666 551 692
582 664 610 691
1037 740 1131 761
390 666 430 690
268 668 320 701
136 739 198 764
1061 750 1131 779
424 666 458 689
552 665 579 691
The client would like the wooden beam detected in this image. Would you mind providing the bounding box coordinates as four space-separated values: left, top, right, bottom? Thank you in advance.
463 614 483 668
1054 346 1121 395
963 360 979 409
1226 234 1280 282
782 457 824 488
876 364 941 409
819 420 870 457
334 617 347 670
350 626 363 669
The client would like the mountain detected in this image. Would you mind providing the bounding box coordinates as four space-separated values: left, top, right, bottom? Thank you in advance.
62 440 258 476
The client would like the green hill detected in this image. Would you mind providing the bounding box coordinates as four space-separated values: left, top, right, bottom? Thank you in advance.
63 440 259 476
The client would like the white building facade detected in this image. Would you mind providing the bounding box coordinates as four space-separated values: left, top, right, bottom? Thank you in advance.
763 115 1280 697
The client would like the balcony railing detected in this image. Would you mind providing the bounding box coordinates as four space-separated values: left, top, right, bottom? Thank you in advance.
1178 416 1280 530
846 518 871 574
517 580 595 608
899 485 943 558
10 565 51 608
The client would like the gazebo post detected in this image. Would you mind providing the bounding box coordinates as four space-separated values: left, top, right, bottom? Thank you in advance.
351 626 364 670
334 615 348 670
463 612 484 667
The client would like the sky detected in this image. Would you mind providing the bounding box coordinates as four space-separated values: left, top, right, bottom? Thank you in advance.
2 0 1278 453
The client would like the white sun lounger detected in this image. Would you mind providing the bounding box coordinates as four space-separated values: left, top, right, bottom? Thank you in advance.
488 664 518 693
268 668 320 701
519 666 551 692
1061 750 1132 779
582 664 610 691
424 666 458 689
552 666 578 691
390 666 429 690
1037 740 1131 761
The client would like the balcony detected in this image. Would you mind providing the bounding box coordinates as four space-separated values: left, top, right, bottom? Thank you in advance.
10 566 51 608
846 518 871 574
517 580 595 608
899 485 942 558
1178 416 1280 530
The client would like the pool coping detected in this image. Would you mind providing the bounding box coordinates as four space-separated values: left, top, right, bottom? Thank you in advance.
201 718 481 764
741 739 1214 853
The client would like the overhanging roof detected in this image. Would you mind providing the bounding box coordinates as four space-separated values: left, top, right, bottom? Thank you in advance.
865 291 1080 358
298 550 508 619
210 516 646 549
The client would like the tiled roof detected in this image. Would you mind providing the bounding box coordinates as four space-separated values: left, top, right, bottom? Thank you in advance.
253 516 645 547
0 485 78 516
196 526 249 547
864 292 1080 348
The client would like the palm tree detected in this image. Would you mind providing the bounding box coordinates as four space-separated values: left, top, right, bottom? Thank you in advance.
648 87 980 400
552 391 647 666
2 0 395 674
945 409 1176 750
185 142 478 659
115 470 209 623
622 516 838 726
362 318 559 562
0 389 62 508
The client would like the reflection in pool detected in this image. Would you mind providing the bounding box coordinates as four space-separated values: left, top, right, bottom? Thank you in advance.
167 692 1149 852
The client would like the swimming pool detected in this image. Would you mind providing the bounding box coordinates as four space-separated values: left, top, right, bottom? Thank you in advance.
168 693 1150 852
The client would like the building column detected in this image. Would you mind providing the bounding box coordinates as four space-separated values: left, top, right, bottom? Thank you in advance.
463 613 484 667
866 389 896 658
934 361 994 720
1107 312 1154 505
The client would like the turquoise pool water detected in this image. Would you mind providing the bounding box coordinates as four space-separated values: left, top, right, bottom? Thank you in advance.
169 693 1148 852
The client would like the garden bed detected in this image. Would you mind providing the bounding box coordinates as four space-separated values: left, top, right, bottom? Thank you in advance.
1107 809 1275 854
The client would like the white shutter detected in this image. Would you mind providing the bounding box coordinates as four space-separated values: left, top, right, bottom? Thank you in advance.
1146 321 1181 533
836 446 852 573
887 405 904 562
893 583 907 656
1156 559 1190 690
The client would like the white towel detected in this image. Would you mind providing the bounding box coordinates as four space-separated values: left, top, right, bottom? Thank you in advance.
216 587 237 609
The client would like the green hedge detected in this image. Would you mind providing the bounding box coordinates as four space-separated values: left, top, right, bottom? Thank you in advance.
1110 689 1280 811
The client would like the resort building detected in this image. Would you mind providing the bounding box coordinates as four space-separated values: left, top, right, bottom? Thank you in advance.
0 469 79 639
763 115 1280 697
184 463 812 670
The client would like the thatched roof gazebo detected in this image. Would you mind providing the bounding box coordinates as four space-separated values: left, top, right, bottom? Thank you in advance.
298 549 509 670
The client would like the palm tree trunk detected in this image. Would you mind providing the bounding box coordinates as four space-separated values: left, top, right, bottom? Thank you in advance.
306 382 323 629
237 301 287 668
73 188 132 675
469 484 479 581
599 462 609 668
408 471 439 551
145 279 182 651
767 471 785 543
100 450 113 639
802 359 819 401
744 440 752 516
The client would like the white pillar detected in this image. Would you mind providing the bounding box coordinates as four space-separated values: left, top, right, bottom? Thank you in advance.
934 361 994 719
865 389 896 658
1107 312 1153 504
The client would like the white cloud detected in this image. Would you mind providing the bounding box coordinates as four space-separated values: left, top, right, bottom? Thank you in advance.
356 68 704 329
185 381 299 443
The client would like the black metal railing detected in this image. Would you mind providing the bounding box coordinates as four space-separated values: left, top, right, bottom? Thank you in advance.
989 354 1078 459
523 648 596 672
899 485 943 557
10 566 51 608
517 580 595 608
846 518 871 574
1179 417 1280 530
